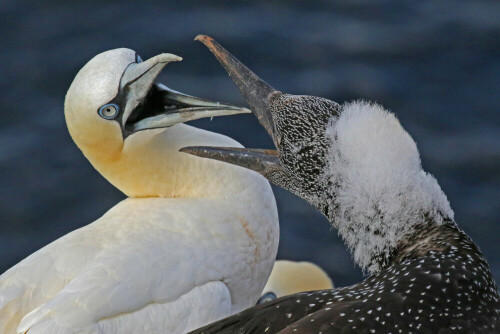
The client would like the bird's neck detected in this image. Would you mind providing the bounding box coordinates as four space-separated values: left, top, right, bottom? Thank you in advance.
321 101 454 274
82 124 269 203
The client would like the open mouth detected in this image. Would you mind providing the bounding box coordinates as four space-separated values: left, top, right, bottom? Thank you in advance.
124 82 198 130
117 53 251 137
179 35 284 180
125 84 168 128
123 81 250 135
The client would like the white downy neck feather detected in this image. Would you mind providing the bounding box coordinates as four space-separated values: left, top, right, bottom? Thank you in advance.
324 100 454 274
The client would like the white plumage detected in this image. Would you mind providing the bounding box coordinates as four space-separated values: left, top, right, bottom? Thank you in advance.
0 49 279 333
324 101 453 273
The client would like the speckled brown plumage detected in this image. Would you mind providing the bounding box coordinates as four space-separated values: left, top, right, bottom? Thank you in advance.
191 221 500 333
188 36 500 333
259 94 338 207
188 98 500 333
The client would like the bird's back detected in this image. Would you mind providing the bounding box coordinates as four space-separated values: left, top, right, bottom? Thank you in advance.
0 225 102 333
191 222 500 333
0 197 278 334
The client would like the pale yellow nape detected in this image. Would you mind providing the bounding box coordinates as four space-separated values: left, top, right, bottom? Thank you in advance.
263 260 333 297
64 48 248 200
2 48 279 334
95 124 248 199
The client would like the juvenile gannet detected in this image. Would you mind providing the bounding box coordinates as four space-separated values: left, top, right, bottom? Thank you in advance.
257 260 333 305
0 48 279 334
183 36 500 333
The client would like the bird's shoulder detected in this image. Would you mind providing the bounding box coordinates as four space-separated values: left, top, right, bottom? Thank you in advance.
191 223 500 334
0 198 240 333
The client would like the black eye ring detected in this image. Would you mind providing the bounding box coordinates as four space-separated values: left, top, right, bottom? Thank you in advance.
98 103 119 120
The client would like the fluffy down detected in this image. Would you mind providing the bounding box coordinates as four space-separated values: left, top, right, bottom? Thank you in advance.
324 101 453 273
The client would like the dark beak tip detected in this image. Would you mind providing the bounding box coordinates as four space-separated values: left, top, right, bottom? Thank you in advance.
194 34 279 148
195 34 212 43
179 145 282 177
179 146 211 159
194 34 227 61
179 146 195 154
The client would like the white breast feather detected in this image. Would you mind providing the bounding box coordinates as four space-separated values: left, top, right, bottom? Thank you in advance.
0 196 277 334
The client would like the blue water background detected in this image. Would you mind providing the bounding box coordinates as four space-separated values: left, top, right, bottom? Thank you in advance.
0 0 499 287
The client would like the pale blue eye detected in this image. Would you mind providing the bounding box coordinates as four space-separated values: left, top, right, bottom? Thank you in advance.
98 104 119 119
136 54 143 63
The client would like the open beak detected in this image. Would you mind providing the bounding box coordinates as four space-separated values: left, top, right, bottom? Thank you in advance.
194 35 280 145
119 52 250 137
180 35 284 177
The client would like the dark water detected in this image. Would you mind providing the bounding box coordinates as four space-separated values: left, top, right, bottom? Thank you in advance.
0 0 499 287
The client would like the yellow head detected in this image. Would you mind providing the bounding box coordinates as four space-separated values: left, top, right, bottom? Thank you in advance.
64 48 250 198
257 260 333 304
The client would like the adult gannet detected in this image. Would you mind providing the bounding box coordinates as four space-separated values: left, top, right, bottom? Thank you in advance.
0 48 279 334
257 260 333 305
184 36 500 333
